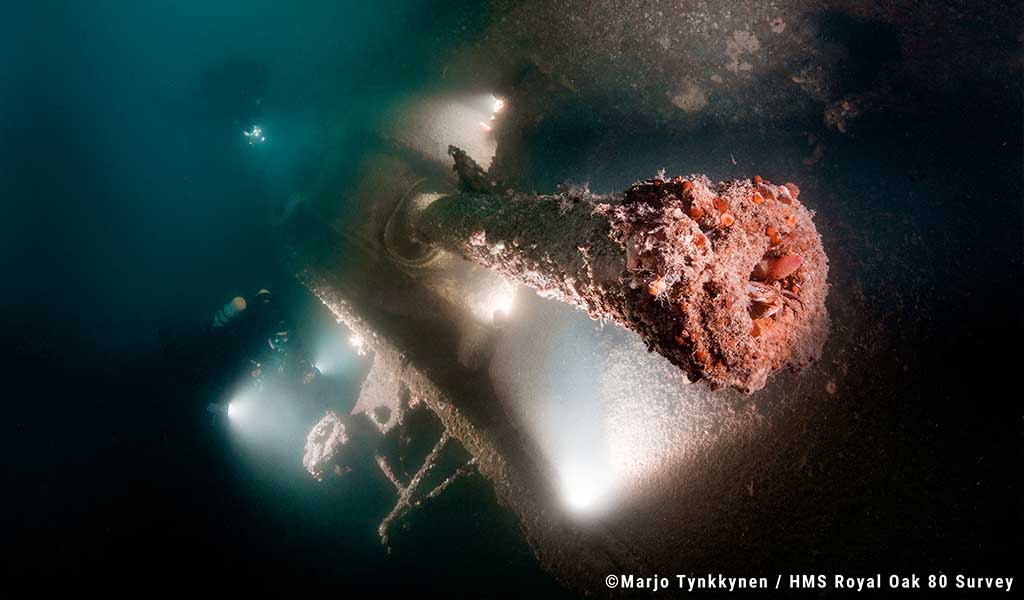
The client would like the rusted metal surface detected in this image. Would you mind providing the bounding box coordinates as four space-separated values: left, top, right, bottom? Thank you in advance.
416 148 828 392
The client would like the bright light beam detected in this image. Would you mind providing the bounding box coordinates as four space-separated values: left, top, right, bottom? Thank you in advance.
385 93 501 169
563 474 599 512
224 389 255 423
560 460 614 515
468 277 516 325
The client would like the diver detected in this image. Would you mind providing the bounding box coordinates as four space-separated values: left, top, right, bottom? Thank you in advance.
187 288 321 419
243 125 266 145
211 288 319 390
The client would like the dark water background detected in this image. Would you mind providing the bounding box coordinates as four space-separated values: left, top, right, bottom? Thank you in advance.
3 1 1021 595
2 1 561 594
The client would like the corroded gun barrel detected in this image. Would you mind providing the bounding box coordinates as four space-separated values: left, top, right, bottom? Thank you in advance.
414 147 829 393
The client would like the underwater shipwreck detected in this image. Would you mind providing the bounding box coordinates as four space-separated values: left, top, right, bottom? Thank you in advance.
278 1 1018 594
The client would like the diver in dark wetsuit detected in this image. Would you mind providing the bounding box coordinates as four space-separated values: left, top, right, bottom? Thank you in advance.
215 289 319 386
162 287 319 417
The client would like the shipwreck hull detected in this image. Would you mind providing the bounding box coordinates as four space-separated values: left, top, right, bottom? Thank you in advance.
284 145 897 594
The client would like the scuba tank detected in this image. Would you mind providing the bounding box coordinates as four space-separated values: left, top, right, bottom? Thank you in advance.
212 296 247 329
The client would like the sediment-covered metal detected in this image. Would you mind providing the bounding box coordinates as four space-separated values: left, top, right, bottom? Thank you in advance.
415 147 829 393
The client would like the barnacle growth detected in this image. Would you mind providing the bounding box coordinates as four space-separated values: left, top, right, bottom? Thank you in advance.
414 147 829 393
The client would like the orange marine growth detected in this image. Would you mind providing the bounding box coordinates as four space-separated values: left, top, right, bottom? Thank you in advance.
431 148 829 394
753 254 803 280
